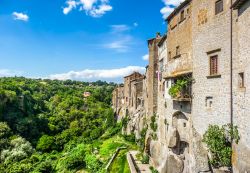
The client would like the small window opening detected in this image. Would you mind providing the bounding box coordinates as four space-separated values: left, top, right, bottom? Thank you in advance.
239 72 245 88
176 46 180 56
180 10 185 21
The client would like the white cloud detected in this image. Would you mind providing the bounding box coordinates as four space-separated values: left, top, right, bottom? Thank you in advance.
0 69 23 77
142 54 149 61
63 0 77 15
89 4 112 17
102 25 136 52
110 25 130 33
48 66 145 82
103 35 132 52
63 0 112 17
133 22 138 27
160 0 184 19
12 12 29 22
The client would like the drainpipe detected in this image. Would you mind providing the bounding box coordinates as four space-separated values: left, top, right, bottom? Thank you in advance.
230 0 234 172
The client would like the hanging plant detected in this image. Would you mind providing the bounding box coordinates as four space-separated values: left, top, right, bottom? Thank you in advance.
168 78 191 98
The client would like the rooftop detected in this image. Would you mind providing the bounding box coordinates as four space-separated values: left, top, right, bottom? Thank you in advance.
166 0 191 22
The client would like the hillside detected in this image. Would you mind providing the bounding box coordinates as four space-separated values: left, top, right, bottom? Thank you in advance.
0 77 132 173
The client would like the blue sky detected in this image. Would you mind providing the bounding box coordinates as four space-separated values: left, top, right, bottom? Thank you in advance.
0 0 183 82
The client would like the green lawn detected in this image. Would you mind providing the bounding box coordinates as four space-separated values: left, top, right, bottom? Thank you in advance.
109 149 130 173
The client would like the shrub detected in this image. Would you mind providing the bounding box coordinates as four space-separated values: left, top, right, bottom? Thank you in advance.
137 127 147 150
121 115 129 129
36 135 54 152
149 166 159 173
141 154 149 164
57 144 86 171
123 134 136 143
1 137 34 164
150 115 157 132
203 124 240 168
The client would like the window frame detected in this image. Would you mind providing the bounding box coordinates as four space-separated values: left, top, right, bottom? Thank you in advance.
180 10 185 22
209 55 218 76
168 51 172 60
215 0 223 15
239 72 245 88
176 46 180 56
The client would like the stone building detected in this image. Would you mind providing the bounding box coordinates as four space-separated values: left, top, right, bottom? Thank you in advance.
123 72 144 116
232 0 250 171
112 85 124 120
112 0 250 172
150 1 203 172
146 33 162 118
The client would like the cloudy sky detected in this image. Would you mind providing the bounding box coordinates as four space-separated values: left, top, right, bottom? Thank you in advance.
0 0 183 82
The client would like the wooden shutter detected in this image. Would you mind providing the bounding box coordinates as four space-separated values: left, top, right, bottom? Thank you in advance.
210 55 218 75
215 0 223 14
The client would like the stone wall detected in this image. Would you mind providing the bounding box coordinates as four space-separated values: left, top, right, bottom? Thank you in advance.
232 0 250 172
112 0 250 172
192 0 232 136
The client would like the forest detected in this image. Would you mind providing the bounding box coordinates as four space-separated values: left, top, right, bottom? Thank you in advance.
0 77 133 173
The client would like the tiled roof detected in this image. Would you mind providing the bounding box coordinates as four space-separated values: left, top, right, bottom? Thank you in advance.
166 0 191 22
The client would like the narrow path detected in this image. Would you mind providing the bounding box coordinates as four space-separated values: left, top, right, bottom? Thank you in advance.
127 151 151 173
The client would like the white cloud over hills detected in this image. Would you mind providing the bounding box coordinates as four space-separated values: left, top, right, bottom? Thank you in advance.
48 66 145 82
63 0 112 17
160 0 184 19
0 69 23 77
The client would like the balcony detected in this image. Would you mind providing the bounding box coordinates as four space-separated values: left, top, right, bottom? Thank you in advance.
169 77 192 102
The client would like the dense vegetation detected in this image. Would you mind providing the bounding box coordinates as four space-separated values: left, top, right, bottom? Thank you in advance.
0 77 132 173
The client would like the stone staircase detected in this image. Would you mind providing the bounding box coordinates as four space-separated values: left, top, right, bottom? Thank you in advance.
127 151 151 173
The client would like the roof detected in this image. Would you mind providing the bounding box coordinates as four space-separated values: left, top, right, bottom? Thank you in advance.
166 0 191 22
158 34 167 47
163 71 192 79
124 72 143 79
232 0 248 9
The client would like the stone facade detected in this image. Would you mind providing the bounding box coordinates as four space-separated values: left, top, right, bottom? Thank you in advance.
146 34 162 118
112 0 250 172
232 0 250 172
112 85 124 120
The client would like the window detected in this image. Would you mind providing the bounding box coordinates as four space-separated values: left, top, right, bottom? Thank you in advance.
210 55 218 75
187 8 190 14
176 46 180 56
180 10 185 21
215 0 223 15
159 59 164 72
239 72 245 88
168 51 172 60
206 96 213 108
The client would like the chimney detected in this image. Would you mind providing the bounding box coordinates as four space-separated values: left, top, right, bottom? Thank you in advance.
156 32 161 38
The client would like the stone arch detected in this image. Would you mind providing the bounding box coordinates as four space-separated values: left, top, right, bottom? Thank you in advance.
116 108 123 121
117 108 123 116
172 111 188 142
171 111 189 156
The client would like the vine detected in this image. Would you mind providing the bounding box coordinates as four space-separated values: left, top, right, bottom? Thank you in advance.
150 114 158 132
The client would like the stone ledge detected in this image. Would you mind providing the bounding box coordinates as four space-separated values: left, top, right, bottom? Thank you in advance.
206 74 222 79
